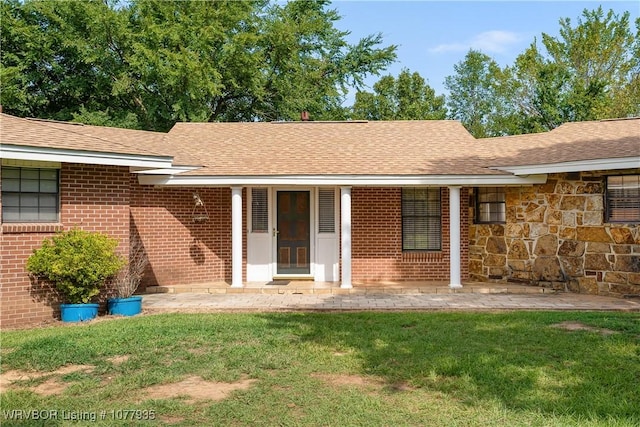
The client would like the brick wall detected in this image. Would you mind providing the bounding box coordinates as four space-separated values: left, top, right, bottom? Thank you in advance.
351 187 469 282
0 164 130 328
130 181 245 287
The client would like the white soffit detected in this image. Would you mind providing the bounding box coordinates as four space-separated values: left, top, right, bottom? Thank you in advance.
0 144 173 169
130 166 201 175
491 157 640 175
138 174 548 187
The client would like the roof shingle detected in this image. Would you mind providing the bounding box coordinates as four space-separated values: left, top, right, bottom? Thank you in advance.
478 118 640 169
166 120 499 176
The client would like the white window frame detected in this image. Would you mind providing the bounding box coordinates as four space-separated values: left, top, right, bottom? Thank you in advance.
606 174 640 223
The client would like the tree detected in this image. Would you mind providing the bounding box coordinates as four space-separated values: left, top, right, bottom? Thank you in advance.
0 0 397 130
351 69 446 120
444 50 515 138
0 0 123 122
513 7 640 131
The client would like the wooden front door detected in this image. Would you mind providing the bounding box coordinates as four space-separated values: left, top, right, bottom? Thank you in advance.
276 191 310 275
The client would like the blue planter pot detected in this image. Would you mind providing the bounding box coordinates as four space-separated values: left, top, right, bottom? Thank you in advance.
60 303 99 323
108 296 143 317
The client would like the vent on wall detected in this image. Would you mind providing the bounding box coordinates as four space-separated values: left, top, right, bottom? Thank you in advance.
318 188 335 233
252 188 268 232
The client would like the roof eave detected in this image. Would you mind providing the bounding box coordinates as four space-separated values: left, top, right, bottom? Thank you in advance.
0 144 174 169
490 157 640 175
130 165 202 175
137 174 548 187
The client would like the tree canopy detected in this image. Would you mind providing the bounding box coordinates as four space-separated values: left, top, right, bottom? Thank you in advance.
444 50 518 138
443 6 639 137
351 69 446 120
512 6 640 133
2 2 637 136
1 0 396 130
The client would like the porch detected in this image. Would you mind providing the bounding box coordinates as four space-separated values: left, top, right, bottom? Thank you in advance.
144 281 558 296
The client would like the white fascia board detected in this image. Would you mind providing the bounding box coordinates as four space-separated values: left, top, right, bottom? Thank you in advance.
491 157 640 175
138 174 548 187
130 166 201 175
0 144 173 169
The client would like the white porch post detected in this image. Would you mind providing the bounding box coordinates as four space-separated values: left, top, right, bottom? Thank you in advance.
231 186 243 288
340 186 352 289
448 186 463 289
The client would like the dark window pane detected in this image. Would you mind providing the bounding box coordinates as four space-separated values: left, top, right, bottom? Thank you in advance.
20 193 39 207
402 188 441 251
1 168 20 179
40 180 58 193
476 187 506 223
40 169 58 180
2 179 20 192
21 179 39 192
2 193 19 207
1 167 59 222
21 169 39 180
607 175 640 223
40 194 58 208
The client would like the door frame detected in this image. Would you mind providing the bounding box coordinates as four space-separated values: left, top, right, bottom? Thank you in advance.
272 187 315 279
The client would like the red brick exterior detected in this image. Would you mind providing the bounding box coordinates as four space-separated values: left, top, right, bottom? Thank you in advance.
130 181 246 288
2 166 465 327
0 164 130 328
351 187 469 282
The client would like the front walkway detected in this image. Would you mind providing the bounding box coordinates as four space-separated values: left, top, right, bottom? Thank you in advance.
143 292 640 312
145 280 559 295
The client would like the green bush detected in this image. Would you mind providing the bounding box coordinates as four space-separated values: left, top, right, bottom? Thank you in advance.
26 229 126 304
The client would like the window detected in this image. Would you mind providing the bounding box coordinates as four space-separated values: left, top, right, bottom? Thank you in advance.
251 188 268 232
318 188 335 233
402 188 441 251
475 187 506 223
1 167 59 223
606 175 640 223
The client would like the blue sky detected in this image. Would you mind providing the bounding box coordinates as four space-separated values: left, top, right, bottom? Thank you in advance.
331 1 639 101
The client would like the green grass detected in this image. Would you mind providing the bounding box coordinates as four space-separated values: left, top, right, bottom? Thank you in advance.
1 311 639 426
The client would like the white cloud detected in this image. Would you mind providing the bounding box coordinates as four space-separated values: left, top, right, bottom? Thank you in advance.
429 30 523 54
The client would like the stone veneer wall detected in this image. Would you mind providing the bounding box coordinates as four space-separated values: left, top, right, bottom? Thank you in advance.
469 170 640 296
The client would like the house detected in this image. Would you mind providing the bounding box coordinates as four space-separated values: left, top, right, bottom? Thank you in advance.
1 113 638 327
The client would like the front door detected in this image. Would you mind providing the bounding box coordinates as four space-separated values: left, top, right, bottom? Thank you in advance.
276 191 310 275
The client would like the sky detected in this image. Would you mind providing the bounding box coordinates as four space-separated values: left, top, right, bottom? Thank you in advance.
331 1 639 101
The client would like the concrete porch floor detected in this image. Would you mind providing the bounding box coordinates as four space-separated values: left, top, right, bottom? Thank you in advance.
144 280 559 296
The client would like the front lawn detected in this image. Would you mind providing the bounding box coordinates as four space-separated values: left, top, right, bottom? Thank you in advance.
1 311 639 426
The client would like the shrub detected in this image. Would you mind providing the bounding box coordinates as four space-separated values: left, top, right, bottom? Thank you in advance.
26 229 126 304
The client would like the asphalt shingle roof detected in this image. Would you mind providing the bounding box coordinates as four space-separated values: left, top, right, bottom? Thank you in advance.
479 118 640 169
0 113 173 159
166 120 500 176
2 113 638 176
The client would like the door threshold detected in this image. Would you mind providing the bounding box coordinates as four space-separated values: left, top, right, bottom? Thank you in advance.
272 275 314 281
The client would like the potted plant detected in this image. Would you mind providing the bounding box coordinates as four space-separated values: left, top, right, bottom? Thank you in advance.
107 235 148 317
27 229 125 322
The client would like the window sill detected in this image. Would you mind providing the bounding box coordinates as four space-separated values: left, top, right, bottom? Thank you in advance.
402 251 443 262
2 223 64 234
474 222 506 225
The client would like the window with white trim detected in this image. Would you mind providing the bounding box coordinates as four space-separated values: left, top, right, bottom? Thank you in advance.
402 188 441 251
318 188 335 233
475 187 506 223
251 188 268 232
606 175 640 223
1 166 60 223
